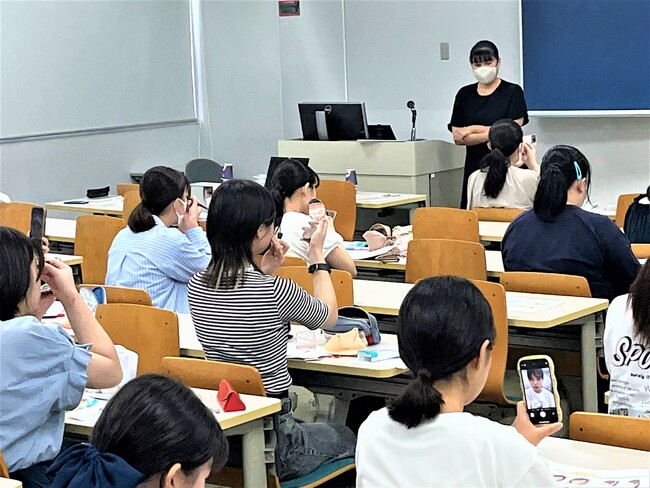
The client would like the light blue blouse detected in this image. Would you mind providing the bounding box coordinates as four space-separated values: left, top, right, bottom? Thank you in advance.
106 216 211 314
0 316 91 472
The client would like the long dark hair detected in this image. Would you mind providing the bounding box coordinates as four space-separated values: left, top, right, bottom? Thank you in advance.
269 159 319 225
203 179 276 289
91 374 228 483
628 259 650 346
0 226 44 320
533 145 591 222
470 40 499 64
479 119 523 198
388 276 495 428
128 166 190 233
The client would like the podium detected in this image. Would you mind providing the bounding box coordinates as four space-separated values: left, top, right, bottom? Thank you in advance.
277 139 465 207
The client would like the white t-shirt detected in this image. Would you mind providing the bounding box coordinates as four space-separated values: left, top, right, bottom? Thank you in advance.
604 294 650 418
279 211 343 261
525 387 556 409
467 166 538 210
356 409 555 488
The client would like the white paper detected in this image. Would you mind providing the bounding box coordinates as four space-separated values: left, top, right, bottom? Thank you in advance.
286 343 332 360
548 461 649 488
506 297 562 314
68 398 108 423
347 245 399 260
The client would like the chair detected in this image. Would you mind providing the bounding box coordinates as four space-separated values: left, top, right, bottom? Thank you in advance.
0 449 9 478
74 215 125 284
96 303 179 375
405 239 487 283
0 202 36 234
570 412 650 451
122 190 141 223
77 284 153 306
275 266 354 307
499 271 592 298
316 180 356 241
615 193 640 228
471 207 525 222
413 207 479 242
116 183 139 196
470 280 513 406
185 158 223 184
281 256 307 267
631 243 650 259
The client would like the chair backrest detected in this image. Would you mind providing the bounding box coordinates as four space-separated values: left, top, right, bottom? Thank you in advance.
316 180 357 241
0 202 37 234
0 449 9 478
470 280 511 405
281 255 307 267
405 239 487 283
185 158 223 184
116 183 139 197
631 243 650 259
77 284 153 306
96 303 179 375
413 207 479 242
275 266 354 307
471 207 525 222
160 357 266 396
615 193 640 228
74 215 125 284
500 271 592 297
122 190 141 223
570 412 650 451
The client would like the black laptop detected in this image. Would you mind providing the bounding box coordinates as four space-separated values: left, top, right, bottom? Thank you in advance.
367 124 397 140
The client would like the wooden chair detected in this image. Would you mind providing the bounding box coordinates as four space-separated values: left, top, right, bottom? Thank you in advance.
74 215 125 284
405 239 487 283
631 243 650 259
275 266 354 307
500 271 592 297
470 280 513 406
96 303 179 375
615 193 640 228
281 255 307 267
122 189 141 223
471 207 525 222
77 284 153 306
0 202 36 234
116 183 139 197
570 412 650 451
413 207 479 242
0 449 9 478
316 180 356 241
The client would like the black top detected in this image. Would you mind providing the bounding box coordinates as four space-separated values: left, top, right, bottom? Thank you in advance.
502 206 640 301
448 80 529 208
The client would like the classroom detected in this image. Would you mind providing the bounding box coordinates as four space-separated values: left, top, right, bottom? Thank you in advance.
1 1 649 487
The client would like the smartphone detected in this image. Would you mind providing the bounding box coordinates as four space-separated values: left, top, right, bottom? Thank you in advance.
303 199 326 240
517 355 562 424
30 207 45 242
326 209 337 220
523 134 537 144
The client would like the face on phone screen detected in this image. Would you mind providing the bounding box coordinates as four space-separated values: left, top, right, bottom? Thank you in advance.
30 207 45 242
519 358 559 424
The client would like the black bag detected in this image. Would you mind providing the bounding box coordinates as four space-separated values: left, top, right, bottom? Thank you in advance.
624 194 650 244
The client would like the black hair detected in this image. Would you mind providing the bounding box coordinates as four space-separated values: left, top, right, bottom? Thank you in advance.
203 179 276 289
91 374 228 484
479 119 523 199
470 40 499 64
128 166 190 233
628 259 650 347
0 226 44 320
269 159 320 225
388 276 495 428
533 145 591 222
527 368 544 381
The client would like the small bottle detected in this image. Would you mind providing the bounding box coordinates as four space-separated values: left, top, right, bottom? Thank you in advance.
345 169 358 189
222 163 234 180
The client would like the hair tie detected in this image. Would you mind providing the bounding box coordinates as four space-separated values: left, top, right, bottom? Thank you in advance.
417 369 432 382
574 161 583 180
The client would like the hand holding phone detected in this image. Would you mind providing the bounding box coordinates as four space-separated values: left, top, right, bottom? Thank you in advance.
517 355 562 424
302 199 326 240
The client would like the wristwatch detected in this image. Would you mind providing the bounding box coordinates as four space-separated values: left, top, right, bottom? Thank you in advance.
308 263 332 274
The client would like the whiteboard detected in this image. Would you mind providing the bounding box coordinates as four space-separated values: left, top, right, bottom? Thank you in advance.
0 0 196 139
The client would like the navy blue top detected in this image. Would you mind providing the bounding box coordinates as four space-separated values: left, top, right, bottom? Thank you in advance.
502 206 640 300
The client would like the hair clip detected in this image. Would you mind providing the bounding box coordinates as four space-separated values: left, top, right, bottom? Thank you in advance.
573 161 583 180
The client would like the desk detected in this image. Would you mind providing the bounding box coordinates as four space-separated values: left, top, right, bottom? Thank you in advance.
45 218 76 243
65 388 280 488
0 480 22 488
355 192 426 209
478 220 510 243
539 436 650 470
45 196 124 217
47 253 83 267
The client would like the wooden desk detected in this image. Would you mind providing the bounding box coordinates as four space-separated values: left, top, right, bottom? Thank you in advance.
539 436 650 470
355 191 426 209
478 220 510 243
47 253 83 267
45 217 76 243
65 388 280 488
45 196 124 217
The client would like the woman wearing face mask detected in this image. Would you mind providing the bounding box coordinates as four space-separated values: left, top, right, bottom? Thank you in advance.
449 40 529 209
106 166 211 313
502 145 640 300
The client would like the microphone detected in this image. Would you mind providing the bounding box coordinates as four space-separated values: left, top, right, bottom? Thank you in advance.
407 100 417 141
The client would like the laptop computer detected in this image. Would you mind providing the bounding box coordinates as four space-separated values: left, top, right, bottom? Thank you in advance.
368 124 397 140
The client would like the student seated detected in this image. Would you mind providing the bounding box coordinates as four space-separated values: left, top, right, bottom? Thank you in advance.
467 118 539 210
624 185 650 244
48 374 228 488
604 259 650 418
355 276 561 487
106 166 210 313
0 227 122 487
187 179 356 481
269 159 357 277
502 145 640 300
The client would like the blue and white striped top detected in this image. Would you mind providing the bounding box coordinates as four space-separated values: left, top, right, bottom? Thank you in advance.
106 216 211 313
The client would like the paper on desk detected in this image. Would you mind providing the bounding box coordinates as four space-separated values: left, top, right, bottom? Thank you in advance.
343 241 368 251
506 297 562 314
43 301 65 318
347 245 398 260
547 461 649 488
356 193 401 203
68 398 108 423
287 343 332 361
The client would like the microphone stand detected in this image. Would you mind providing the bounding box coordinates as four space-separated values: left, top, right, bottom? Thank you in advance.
410 109 417 142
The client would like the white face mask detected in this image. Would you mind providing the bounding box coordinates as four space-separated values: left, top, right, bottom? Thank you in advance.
176 199 187 226
473 66 498 84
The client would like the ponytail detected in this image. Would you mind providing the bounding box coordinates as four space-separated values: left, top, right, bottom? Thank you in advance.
128 202 156 233
481 148 509 198
480 119 522 199
388 369 445 428
268 187 286 227
269 159 320 225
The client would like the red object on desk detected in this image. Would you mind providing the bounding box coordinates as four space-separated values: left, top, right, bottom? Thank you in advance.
217 379 246 412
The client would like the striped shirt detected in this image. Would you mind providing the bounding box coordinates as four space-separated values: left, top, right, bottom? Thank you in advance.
106 216 211 314
188 269 329 394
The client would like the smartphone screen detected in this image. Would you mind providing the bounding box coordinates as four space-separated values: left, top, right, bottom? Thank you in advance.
523 134 537 144
30 207 45 242
518 357 559 424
